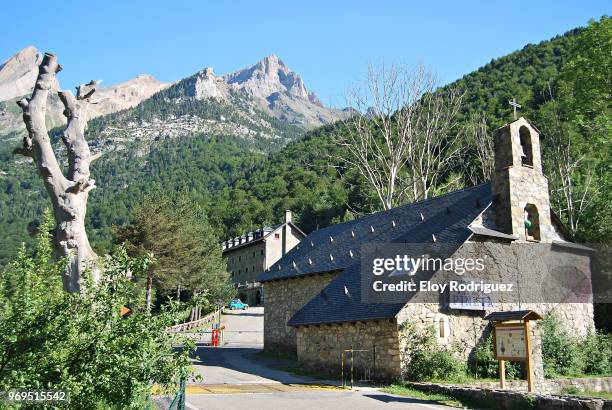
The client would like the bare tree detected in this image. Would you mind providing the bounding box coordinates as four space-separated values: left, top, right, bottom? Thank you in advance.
15 52 102 292
541 87 594 237
335 63 464 210
466 112 494 185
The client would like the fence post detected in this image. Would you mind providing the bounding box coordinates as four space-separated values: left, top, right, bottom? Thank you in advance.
178 370 186 410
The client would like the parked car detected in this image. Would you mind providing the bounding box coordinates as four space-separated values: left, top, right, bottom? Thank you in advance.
229 299 249 310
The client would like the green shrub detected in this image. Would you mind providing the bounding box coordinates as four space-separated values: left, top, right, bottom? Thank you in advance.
581 331 612 375
469 333 520 380
0 214 195 409
400 323 466 382
541 314 581 377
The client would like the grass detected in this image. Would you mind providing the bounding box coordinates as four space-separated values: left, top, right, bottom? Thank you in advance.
381 384 464 408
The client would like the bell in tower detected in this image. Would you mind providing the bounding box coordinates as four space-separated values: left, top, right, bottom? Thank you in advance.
491 117 553 242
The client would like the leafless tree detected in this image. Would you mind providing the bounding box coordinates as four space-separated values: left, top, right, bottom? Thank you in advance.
15 52 102 292
335 63 464 210
541 86 594 237
466 112 494 185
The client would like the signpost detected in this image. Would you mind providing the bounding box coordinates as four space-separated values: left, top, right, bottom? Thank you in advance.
485 310 542 392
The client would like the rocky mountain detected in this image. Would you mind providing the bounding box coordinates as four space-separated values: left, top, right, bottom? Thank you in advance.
0 46 57 101
0 46 171 140
178 54 343 127
75 54 346 159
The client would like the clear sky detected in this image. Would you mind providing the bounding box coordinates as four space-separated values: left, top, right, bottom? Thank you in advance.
1 1 608 107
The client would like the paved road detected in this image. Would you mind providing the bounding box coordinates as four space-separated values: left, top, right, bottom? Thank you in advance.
184 389 458 410
170 307 458 410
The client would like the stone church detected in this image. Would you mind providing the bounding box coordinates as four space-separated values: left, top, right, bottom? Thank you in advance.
258 117 595 381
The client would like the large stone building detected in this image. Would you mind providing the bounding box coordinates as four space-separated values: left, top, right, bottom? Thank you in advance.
222 210 305 306
258 117 595 382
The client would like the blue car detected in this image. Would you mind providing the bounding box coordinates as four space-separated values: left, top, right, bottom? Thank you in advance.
229 299 249 310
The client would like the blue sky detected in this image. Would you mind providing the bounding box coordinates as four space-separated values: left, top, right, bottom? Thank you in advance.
1 1 608 107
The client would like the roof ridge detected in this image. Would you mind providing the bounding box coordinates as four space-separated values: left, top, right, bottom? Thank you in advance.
312 182 491 235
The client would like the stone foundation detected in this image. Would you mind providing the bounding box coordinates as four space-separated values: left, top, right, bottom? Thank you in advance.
407 382 612 410
470 376 612 395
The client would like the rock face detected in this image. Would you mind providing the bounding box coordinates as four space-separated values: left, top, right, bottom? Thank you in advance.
0 46 55 102
0 48 341 145
0 47 170 139
88 74 171 118
187 55 343 128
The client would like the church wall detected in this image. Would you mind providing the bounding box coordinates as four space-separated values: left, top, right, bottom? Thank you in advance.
263 271 339 354
295 320 402 380
395 241 594 384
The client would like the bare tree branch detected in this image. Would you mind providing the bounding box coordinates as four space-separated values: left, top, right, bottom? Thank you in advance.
333 63 465 210
15 52 101 292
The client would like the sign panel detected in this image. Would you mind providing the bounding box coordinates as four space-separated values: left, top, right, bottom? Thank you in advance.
447 290 493 310
493 324 528 360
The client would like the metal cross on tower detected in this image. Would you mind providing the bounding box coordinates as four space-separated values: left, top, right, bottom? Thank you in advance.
509 98 522 120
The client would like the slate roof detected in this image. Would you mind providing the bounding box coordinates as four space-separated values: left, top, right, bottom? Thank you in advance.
257 182 495 326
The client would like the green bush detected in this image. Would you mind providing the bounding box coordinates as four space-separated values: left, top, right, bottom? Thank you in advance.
469 333 520 380
581 331 612 375
0 214 195 409
542 314 581 377
400 323 466 382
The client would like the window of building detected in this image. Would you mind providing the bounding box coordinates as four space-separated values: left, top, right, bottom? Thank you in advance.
245 267 248 273
519 126 533 167
238 255 241 261
274 233 280 239
253 251 255 258
261 249 264 255
238 269 241 275
524 204 541 241
435 313 449 343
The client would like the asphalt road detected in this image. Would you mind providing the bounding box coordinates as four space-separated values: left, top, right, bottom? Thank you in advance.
163 307 459 410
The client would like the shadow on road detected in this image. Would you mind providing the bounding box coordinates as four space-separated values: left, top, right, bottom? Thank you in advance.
363 393 447 406
222 311 263 318
192 346 329 385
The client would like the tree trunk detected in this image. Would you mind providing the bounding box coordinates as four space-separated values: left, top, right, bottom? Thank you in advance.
15 52 102 292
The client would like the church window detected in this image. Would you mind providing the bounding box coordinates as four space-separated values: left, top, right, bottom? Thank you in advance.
519 126 533 167
434 313 449 343
524 204 541 241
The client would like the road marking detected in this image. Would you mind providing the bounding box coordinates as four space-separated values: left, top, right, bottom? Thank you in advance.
185 383 342 395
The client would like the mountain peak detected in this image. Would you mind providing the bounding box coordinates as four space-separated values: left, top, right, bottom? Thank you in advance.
223 55 313 102
0 46 48 101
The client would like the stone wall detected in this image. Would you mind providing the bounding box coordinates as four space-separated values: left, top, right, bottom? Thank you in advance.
262 272 338 354
407 382 612 410
295 319 402 380
471 376 612 395
492 118 557 241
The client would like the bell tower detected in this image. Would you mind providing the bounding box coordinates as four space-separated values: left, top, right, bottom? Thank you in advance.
492 117 554 242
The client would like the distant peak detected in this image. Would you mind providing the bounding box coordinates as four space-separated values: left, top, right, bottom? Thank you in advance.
262 54 283 64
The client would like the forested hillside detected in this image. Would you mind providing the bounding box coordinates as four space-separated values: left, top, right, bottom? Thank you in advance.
206 18 610 245
0 18 609 266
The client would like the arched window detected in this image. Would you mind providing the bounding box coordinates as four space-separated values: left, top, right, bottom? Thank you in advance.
519 126 533 167
524 204 541 241
434 313 449 343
